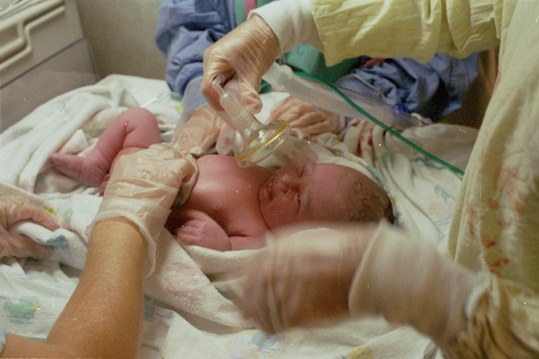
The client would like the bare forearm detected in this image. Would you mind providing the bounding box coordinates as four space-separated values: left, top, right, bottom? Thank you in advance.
47 218 147 358
1 218 147 358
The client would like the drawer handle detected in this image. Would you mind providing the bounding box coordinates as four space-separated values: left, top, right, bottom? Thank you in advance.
0 0 65 70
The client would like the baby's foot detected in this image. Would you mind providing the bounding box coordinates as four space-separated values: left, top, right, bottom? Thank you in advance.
50 153 108 187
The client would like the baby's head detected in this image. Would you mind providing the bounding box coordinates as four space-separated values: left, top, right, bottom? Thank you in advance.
258 161 393 229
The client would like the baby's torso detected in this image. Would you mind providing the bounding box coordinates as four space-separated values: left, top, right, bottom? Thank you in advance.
171 155 275 238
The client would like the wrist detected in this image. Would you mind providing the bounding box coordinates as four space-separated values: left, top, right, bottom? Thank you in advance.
92 217 146 250
248 14 281 72
88 217 147 281
181 77 208 113
250 0 321 53
340 224 377 288
349 222 477 345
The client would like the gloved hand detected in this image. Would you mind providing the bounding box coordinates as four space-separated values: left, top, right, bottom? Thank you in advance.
350 221 482 349
215 122 238 156
0 195 58 259
170 105 238 157
201 14 280 115
269 96 345 135
90 144 196 275
228 219 483 354
171 106 224 157
225 223 376 333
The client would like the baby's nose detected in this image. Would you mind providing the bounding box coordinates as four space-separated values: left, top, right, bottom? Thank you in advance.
279 173 298 192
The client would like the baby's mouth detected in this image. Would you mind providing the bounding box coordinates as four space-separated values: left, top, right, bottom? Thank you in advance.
265 175 276 200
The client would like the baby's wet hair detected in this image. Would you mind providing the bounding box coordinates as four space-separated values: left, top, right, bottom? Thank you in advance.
346 173 394 224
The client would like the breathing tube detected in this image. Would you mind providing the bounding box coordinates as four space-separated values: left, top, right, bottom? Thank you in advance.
263 63 465 176
215 62 464 176
263 63 423 129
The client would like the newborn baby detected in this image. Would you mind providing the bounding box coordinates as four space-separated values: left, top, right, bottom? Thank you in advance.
165 154 391 250
50 108 392 251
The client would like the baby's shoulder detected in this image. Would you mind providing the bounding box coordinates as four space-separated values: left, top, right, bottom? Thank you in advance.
196 154 236 168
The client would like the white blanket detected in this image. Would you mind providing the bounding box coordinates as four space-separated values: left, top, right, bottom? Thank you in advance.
0 75 477 358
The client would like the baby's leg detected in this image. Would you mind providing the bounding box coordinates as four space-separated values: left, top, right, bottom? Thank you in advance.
105 108 162 172
50 108 161 187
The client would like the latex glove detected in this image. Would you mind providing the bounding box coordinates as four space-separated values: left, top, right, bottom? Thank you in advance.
228 219 487 353
0 195 58 259
226 223 376 333
91 144 196 275
269 96 345 135
170 106 224 157
201 14 280 114
215 122 238 156
171 105 238 157
350 222 482 349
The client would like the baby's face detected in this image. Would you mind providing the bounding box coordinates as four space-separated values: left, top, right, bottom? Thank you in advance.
258 162 360 229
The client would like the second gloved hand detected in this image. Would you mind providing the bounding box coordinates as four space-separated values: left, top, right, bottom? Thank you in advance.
225 223 376 333
269 96 345 135
170 105 238 157
170 106 224 157
228 219 485 355
91 144 196 275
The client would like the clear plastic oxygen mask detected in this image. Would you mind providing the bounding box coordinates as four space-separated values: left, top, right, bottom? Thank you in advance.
212 77 317 167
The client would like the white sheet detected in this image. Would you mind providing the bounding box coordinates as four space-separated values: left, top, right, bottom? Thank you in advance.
0 75 477 358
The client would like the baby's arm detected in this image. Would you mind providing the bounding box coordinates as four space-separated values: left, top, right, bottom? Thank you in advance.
173 209 232 251
173 209 266 251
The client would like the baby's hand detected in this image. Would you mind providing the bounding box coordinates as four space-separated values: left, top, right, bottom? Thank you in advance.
175 209 231 251
269 96 344 135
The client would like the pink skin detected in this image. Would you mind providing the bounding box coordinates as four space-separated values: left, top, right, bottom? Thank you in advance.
259 162 358 229
168 158 365 251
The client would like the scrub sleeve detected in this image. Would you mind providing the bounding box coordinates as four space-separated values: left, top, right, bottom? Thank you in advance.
255 0 539 357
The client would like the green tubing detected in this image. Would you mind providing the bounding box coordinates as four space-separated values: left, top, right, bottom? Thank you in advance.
295 72 465 176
